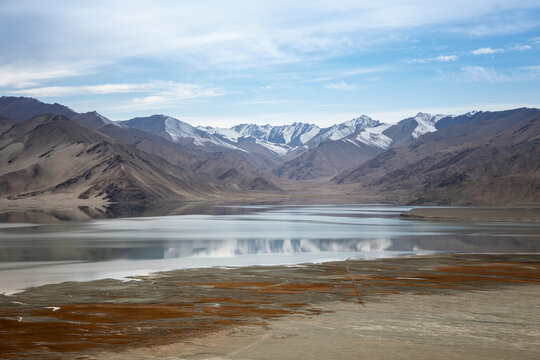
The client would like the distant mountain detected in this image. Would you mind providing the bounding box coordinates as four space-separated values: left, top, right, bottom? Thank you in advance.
199 115 383 159
3 96 539 206
381 112 446 147
305 115 380 146
274 138 383 180
119 115 241 151
0 96 118 129
0 96 76 122
0 114 280 203
333 108 540 205
274 115 445 180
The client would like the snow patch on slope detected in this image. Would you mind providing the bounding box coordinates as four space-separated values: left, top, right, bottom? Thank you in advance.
255 139 290 156
411 113 445 139
162 117 243 151
355 124 393 149
313 115 380 143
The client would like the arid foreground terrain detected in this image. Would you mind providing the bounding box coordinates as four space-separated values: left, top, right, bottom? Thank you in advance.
0 254 539 359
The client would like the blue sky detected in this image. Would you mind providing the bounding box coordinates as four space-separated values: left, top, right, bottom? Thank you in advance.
0 0 539 126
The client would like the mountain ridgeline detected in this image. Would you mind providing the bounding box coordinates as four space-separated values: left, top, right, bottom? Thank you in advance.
0 96 538 205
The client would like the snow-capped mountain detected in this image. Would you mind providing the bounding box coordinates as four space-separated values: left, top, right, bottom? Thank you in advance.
198 115 383 156
118 111 448 165
205 122 321 147
352 123 393 149
305 115 380 146
411 112 445 139
120 115 241 151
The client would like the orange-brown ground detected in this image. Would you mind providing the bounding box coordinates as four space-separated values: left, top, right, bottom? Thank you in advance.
0 254 539 359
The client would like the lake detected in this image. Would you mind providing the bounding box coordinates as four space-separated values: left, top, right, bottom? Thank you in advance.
1 204 539 294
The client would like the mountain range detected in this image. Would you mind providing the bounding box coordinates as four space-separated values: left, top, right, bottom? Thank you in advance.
0 96 538 205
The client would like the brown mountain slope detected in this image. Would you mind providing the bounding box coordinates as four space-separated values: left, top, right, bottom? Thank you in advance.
0 115 229 203
0 117 15 134
333 108 540 205
98 124 281 191
274 139 383 180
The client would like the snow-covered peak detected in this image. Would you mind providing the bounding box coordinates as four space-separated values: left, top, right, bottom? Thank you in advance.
346 115 380 128
122 115 242 151
411 113 446 138
226 122 320 147
163 116 199 139
232 123 273 140
355 124 393 149
312 115 381 143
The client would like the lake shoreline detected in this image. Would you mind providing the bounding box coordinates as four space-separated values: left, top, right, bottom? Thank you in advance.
1 253 539 359
401 207 540 222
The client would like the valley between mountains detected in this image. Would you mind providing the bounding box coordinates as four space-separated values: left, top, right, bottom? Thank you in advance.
0 96 539 207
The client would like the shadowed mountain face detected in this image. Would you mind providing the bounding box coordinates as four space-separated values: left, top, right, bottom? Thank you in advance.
274 139 383 180
0 96 76 123
0 115 280 203
0 96 117 130
333 108 540 205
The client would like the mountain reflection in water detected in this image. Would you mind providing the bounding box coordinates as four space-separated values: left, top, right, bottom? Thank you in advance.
0 205 539 293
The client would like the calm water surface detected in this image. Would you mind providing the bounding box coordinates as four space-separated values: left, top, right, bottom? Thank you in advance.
1 204 539 293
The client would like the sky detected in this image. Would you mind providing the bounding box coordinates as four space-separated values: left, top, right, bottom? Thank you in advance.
0 0 539 127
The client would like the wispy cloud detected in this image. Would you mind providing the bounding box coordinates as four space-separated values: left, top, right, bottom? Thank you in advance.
9 81 228 101
305 66 389 83
0 65 95 88
519 65 540 71
434 55 458 62
472 47 504 55
1 1 538 71
460 66 506 82
456 65 540 83
512 44 532 51
408 55 458 64
324 82 361 91
239 99 289 105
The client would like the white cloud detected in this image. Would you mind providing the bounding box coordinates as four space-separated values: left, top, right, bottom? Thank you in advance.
9 81 228 100
0 65 95 88
324 82 361 90
0 1 538 71
408 54 458 64
434 55 458 62
305 66 389 83
460 66 505 82
519 65 540 71
512 44 532 51
471 47 504 55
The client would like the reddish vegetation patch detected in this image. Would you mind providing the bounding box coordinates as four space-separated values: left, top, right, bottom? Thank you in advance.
281 302 308 308
194 297 272 305
32 303 203 323
255 283 336 294
434 263 540 280
1 256 538 359
194 281 277 289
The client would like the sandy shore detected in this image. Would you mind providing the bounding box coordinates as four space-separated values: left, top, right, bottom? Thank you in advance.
401 207 540 222
1 254 539 359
